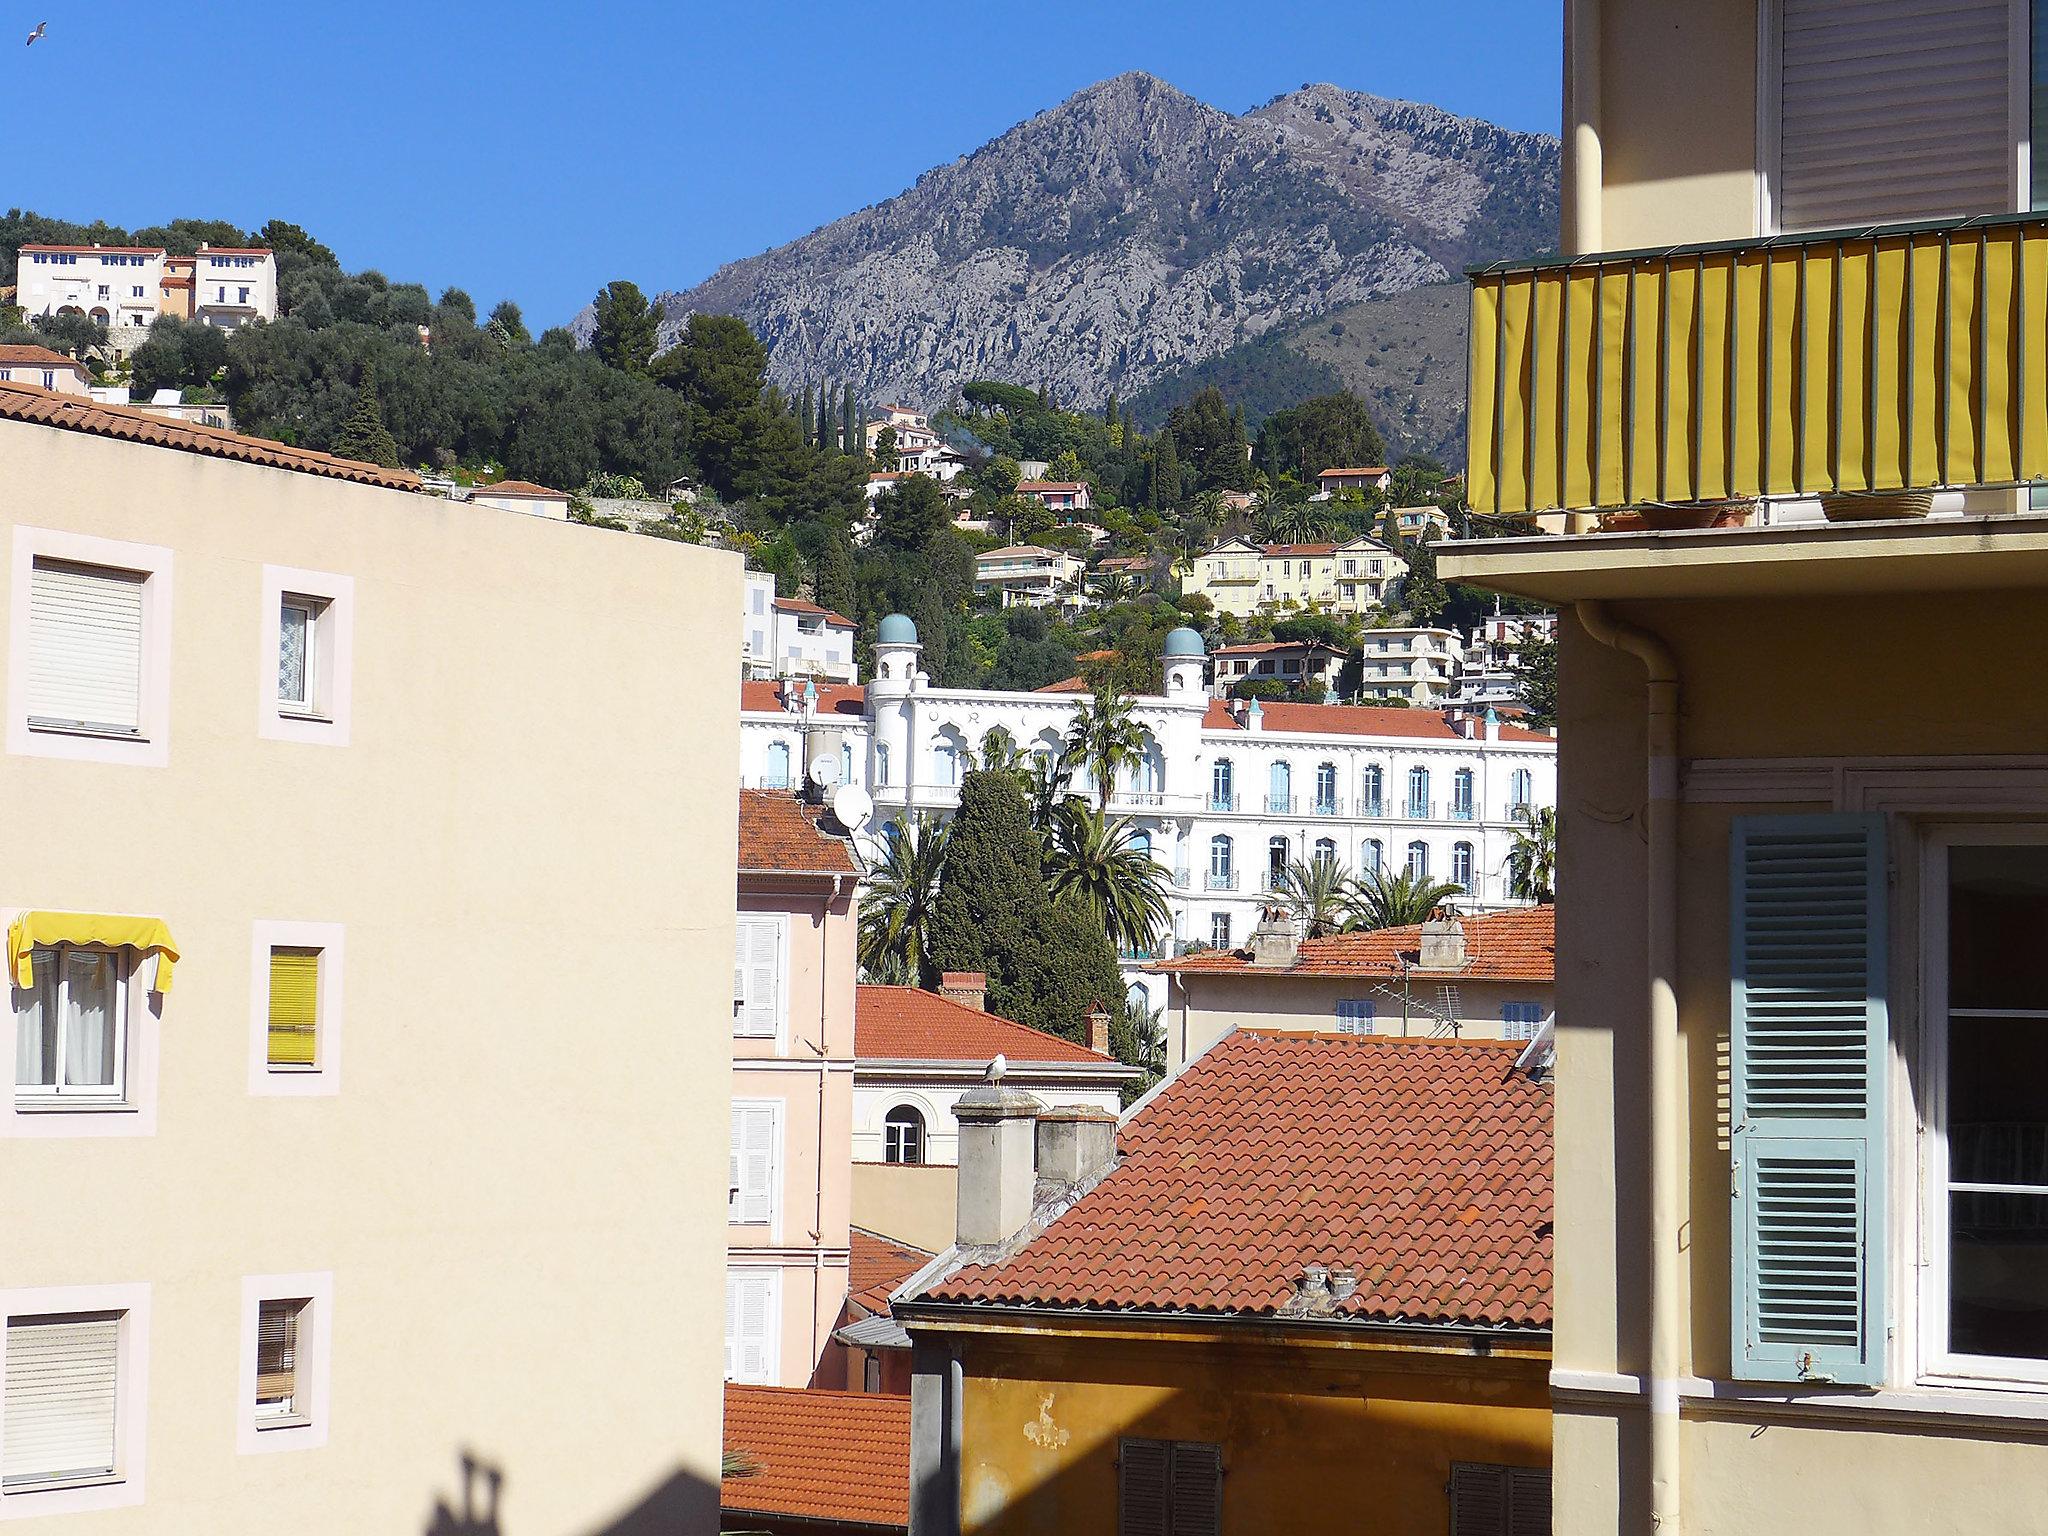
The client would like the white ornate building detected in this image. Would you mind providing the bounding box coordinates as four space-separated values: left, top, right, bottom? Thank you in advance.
740 619 1557 1011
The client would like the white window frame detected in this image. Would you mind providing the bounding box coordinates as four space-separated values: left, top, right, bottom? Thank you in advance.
258 566 353 747
724 1268 781 1386
729 1099 782 1237
733 913 788 1047
0 1283 150 1519
10 943 129 1109
246 920 344 1097
236 1271 332 1455
1916 823 2048 1391
7 527 172 768
883 1104 927 1165
1209 912 1232 948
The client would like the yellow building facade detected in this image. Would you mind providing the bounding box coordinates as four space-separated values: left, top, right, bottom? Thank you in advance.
1448 4 2048 1532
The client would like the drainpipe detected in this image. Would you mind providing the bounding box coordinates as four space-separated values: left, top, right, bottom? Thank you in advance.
1575 600 1680 1534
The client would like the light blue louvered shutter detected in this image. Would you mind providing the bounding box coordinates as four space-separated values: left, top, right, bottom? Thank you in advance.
1729 813 1888 1385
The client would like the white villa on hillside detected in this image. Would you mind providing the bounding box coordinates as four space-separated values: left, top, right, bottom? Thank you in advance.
16 244 277 336
1181 537 1408 617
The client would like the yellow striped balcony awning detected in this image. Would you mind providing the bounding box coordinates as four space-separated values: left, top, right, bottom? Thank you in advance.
1466 213 2048 518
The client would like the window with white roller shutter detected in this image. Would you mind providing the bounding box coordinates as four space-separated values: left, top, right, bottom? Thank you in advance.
26 560 145 735
1772 0 2019 233
2 1312 120 1488
732 916 783 1039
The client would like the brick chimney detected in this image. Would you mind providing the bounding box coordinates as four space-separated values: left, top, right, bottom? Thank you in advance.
1085 999 1112 1056
939 971 988 1012
953 1072 1045 1248
1418 914 1468 970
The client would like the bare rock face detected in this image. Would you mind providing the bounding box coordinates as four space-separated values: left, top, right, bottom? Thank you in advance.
591 73 1557 408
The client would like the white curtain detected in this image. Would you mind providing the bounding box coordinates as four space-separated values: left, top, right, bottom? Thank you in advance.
14 951 57 1088
62 950 117 1089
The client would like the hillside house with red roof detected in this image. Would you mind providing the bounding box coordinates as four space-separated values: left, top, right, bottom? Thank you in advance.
895 1031 1552 1536
744 568 859 684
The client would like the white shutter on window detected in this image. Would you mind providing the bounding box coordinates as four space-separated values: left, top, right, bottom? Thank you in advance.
729 1106 775 1225
26 561 145 734
3 1314 119 1486
1777 0 2013 231
733 919 780 1039
738 1274 770 1382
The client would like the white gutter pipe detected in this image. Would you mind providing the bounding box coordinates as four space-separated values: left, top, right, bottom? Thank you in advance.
1576 600 1681 1534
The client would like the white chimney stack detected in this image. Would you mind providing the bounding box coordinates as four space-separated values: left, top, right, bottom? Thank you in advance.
953 1071 1044 1248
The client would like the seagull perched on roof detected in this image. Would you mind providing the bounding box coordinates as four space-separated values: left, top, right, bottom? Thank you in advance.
25 21 45 44
984 1053 1007 1084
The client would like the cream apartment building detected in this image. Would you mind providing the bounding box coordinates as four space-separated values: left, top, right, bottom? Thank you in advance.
1447 2 2048 1532
14 245 277 333
0 384 734 1533
1181 537 1406 617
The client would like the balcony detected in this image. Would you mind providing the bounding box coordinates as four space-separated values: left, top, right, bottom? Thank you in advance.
1265 794 1296 814
1172 867 1192 890
1466 212 2048 519
1405 801 1436 821
1451 803 1475 821
1208 793 1241 813
1206 870 1239 892
1312 797 1343 817
1358 797 1384 818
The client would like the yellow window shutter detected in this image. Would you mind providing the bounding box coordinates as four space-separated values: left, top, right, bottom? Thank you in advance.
267 948 320 1067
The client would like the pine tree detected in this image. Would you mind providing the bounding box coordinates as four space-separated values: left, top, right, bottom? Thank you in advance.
332 363 400 467
589 280 659 376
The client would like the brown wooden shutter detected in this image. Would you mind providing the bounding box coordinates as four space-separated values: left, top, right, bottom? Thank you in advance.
1117 1438 1170 1536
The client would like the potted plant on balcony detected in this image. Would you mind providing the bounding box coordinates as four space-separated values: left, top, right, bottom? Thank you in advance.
1597 499 1757 532
1818 488 1934 522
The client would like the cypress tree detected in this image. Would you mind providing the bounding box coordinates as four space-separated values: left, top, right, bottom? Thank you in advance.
817 381 832 452
1150 430 1180 511
814 531 855 616
928 771 1046 998
843 387 859 457
332 362 400 467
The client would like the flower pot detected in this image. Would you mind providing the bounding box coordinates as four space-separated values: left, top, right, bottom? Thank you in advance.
1820 490 1934 522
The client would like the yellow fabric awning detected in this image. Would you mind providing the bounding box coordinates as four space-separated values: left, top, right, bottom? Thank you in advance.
7 911 180 993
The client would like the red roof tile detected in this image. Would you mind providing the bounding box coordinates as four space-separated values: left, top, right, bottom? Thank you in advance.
738 790 860 876
1200 698 1551 742
1017 480 1088 493
849 1227 934 1315
1318 466 1390 478
856 985 1119 1065
1260 542 1338 556
1033 676 1090 694
474 479 565 498
723 1384 909 1530
0 380 419 490
740 680 867 717
1152 906 1554 983
0 345 89 374
773 596 856 627
925 1032 1550 1328
20 243 167 255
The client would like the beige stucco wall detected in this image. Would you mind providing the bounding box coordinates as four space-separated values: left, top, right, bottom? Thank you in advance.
1553 592 2048 1535
853 1161 958 1254
1163 972 1550 1073
0 419 736 1533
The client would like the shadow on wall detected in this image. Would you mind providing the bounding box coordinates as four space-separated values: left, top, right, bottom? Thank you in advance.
426 1448 720 1536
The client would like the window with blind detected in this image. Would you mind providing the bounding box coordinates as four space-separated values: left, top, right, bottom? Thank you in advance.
1448 1462 1551 1536
1116 1438 1222 1536
2 1312 121 1488
254 1298 309 1422
1774 0 2017 233
729 1104 777 1225
266 948 320 1070
26 558 146 736
733 917 782 1039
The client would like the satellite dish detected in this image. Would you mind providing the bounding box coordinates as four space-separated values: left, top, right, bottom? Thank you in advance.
809 754 841 788
833 784 873 832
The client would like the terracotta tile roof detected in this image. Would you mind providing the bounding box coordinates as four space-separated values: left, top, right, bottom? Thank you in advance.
1033 676 1091 694
925 1031 1551 1328
1318 466 1390 478
1260 542 1338 556
473 479 565 498
849 1227 935 1316
193 246 274 257
977 544 1064 559
0 380 419 490
1200 698 1552 742
1017 480 1088 493
0 345 89 375
723 1384 909 1531
856 985 1119 1065
20 243 167 255
869 470 917 482
740 680 867 717
1151 906 1555 983
1212 639 1343 656
773 596 856 627
738 790 860 876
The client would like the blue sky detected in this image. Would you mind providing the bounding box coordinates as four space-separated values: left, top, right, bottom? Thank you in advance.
5 1 1561 327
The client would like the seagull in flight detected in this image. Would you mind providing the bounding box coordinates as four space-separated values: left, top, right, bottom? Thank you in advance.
25 21 45 45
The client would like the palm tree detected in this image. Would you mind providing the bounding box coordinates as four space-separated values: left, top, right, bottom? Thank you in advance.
1044 802 1171 958
1503 804 1559 902
1062 685 1146 810
1276 857 1355 938
977 726 1022 774
1346 867 1465 931
1258 499 1331 546
1089 571 1139 606
1025 755 1080 837
857 817 950 981
1111 994 1167 1104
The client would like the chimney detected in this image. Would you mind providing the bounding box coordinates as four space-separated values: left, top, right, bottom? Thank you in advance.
1034 1105 1117 1193
1484 706 1501 742
939 971 988 1013
1085 1000 1112 1056
1418 914 1468 971
954 1071 1046 1248
1248 906 1300 968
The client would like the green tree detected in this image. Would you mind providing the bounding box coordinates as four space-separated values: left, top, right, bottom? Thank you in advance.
873 424 899 470
331 362 399 467
1503 805 1559 903
1044 803 1171 957
1398 536 1451 626
438 287 477 325
858 817 951 983
1109 994 1164 1105
1149 431 1181 510
656 313 771 498
1167 385 1252 492
1278 857 1354 937
873 472 951 552
590 279 660 377
1007 900 1124 1045
1061 686 1146 811
1513 634 1557 726
1255 393 1387 484
1347 868 1464 930
927 770 1050 1007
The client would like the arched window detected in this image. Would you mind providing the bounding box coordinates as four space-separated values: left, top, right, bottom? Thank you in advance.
1407 840 1430 879
1362 838 1384 875
1268 835 1290 885
1360 764 1384 816
1134 737 1164 794
1211 759 1235 811
764 741 791 790
1452 841 1474 891
931 730 963 787
1209 835 1234 887
1130 830 1152 862
1452 767 1475 819
1406 765 1430 819
1126 982 1150 1011
1313 837 1337 869
1511 768 1534 811
1268 760 1293 813
875 742 891 787
1314 761 1339 814
884 1106 926 1165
